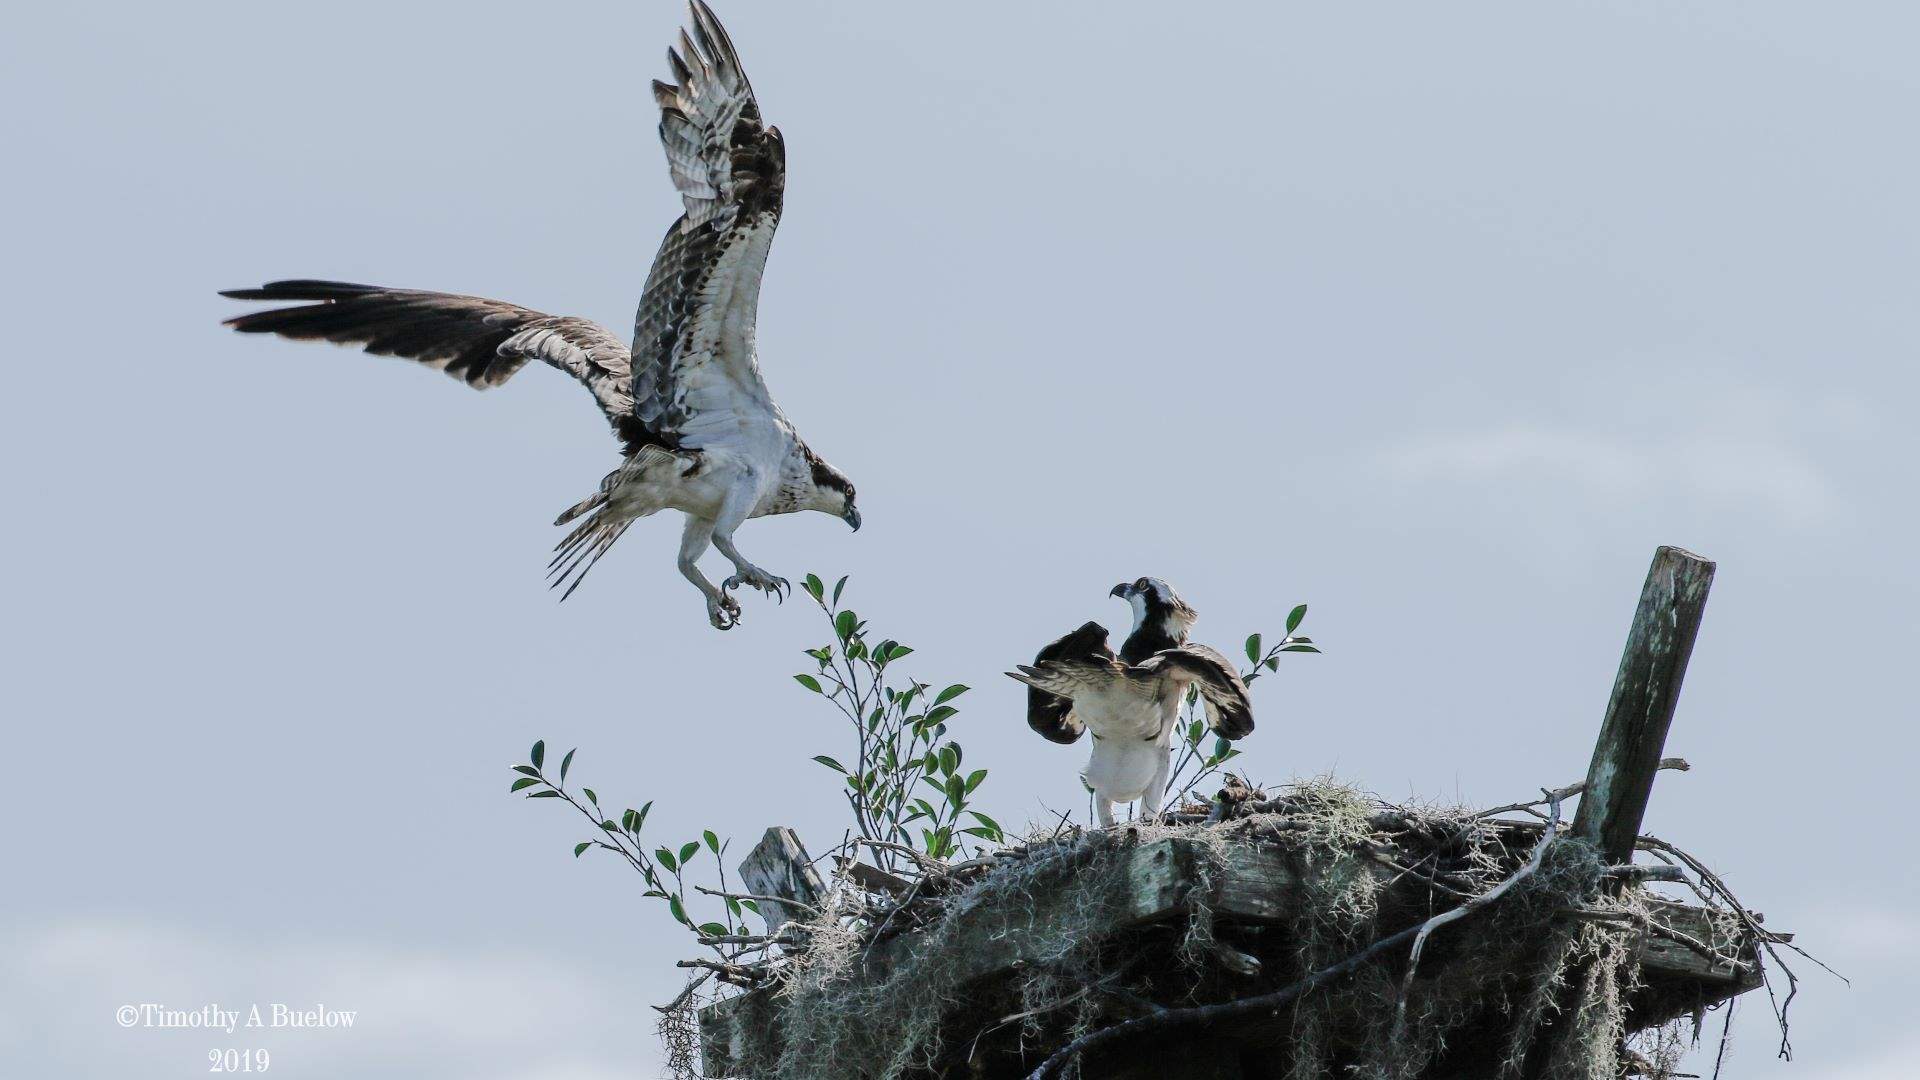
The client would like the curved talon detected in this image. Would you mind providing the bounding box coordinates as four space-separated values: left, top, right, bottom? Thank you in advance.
724 568 788 601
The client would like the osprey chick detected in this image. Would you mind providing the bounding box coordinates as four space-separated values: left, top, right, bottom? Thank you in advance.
219 2 858 629
1009 579 1254 827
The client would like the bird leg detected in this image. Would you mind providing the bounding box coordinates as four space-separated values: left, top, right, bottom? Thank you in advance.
1094 797 1117 828
679 516 739 630
711 482 789 603
1138 747 1174 824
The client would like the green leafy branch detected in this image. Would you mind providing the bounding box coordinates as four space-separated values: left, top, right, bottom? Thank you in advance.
793 573 1004 869
1162 603 1321 808
509 740 754 958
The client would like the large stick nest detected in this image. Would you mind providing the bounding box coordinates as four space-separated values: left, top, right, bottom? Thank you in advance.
680 778 1809 1080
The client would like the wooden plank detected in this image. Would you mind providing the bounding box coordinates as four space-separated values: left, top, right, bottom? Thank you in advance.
1571 546 1716 863
738 827 825 935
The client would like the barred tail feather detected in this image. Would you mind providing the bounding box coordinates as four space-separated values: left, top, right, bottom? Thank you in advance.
553 487 607 528
547 508 635 602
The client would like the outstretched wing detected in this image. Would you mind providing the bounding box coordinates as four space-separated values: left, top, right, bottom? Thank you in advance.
1141 645 1255 740
633 1 789 450
220 280 651 447
1020 622 1113 745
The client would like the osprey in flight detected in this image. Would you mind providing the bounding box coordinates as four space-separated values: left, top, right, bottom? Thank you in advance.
220 2 857 629
1008 579 1254 827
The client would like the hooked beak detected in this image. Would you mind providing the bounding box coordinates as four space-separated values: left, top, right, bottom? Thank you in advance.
1110 582 1134 599
843 506 862 532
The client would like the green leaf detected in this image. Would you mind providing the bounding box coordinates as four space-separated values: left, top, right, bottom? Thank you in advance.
1281 644 1320 653
1187 719 1204 744
530 740 545 770
703 830 721 855
938 745 958 775
964 768 988 794
740 899 760 915
512 765 541 778
656 847 678 873
1265 657 1280 671
812 755 848 774
1285 604 1308 634
885 645 914 662
794 674 823 693
1245 634 1262 664
968 810 1003 832
573 842 592 858
834 609 858 641
726 897 743 918
803 573 825 602
1214 736 1232 760
926 705 959 724
961 827 1000 840
944 773 966 804
583 787 598 806
510 777 540 792
679 841 701 866
699 922 729 937
668 894 690 926
526 790 562 798
933 684 970 706
559 747 576 783
638 801 653 829
832 575 849 606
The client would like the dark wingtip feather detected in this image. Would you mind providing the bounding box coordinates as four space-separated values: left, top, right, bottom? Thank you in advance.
219 279 382 303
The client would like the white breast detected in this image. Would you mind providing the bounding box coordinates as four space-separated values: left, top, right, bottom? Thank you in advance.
1084 735 1170 804
1076 681 1180 804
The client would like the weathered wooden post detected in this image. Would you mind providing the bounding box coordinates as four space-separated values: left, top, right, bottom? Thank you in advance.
1571 545 1716 863
1522 545 1715 1077
739 826 825 936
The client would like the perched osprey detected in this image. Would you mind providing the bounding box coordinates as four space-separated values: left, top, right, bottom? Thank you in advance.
1008 579 1254 827
219 2 857 629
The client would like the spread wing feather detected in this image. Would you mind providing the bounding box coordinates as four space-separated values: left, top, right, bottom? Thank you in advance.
1019 622 1113 744
1008 659 1130 699
1142 645 1255 739
219 280 652 448
634 1 788 451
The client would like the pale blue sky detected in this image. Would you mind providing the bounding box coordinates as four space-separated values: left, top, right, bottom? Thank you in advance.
3 2 1914 1076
